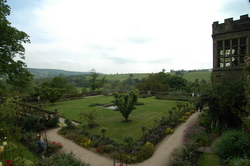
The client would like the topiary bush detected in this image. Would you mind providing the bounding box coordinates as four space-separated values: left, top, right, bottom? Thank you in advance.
215 130 250 159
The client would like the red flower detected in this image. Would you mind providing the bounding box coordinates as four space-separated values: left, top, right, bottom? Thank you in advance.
8 163 13 166
119 164 123 166
5 160 12 163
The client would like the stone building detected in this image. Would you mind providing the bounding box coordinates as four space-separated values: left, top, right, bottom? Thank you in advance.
212 14 250 81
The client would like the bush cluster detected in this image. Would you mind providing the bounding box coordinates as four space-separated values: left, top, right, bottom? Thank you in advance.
21 114 60 132
215 130 250 159
170 141 200 166
183 122 209 146
45 152 90 166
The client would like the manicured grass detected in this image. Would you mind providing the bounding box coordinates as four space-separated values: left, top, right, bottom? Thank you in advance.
43 96 188 143
199 153 221 166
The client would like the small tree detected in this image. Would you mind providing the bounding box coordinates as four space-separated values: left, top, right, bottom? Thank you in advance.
79 110 99 128
123 134 134 153
99 127 108 139
114 90 138 122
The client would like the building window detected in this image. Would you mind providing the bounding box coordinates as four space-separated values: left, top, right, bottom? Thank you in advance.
216 37 247 68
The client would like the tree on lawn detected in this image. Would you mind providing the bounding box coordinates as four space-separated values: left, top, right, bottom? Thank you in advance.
114 90 138 123
0 0 33 91
42 88 65 105
88 69 106 91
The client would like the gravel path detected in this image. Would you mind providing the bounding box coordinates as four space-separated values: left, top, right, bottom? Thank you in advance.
41 112 201 166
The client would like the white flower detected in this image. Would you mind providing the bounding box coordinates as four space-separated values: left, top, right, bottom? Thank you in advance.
3 141 7 146
0 161 2 166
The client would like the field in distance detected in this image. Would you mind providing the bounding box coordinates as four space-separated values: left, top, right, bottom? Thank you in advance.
104 71 212 82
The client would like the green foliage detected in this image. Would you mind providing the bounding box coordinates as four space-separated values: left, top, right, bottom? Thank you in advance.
136 142 154 162
21 116 45 132
200 71 246 129
99 127 108 138
45 152 90 166
215 130 250 159
183 123 209 146
42 87 65 105
0 0 33 91
123 134 134 153
46 141 63 156
229 157 250 166
64 118 76 129
165 127 174 135
170 141 200 166
114 90 138 122
88 69 106 91
46 114 60 128
79 110 99 128
13 157 34 166
136 73 170 92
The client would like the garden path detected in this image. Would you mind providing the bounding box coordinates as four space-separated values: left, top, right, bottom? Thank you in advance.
41 111 201 166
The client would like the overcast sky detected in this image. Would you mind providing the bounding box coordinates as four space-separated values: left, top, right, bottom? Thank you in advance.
6 0 250 74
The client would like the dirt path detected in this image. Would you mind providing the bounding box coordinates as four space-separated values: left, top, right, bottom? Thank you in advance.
41 112 201 166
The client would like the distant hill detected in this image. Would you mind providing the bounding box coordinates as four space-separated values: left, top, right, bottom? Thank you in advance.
27 68 211 82
26 68 91 78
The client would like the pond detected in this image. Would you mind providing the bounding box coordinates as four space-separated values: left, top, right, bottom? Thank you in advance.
106 106 117 110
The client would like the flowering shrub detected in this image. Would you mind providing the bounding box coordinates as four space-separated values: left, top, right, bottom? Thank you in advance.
170 141 200 166
47 141 63 156
177 117 186 123
136 142 154 162
64 131 78 140
165 128 174 135
96 144 106 154
80 137 91 147
183 123 208 146
5 160 14 166
189 110 195 113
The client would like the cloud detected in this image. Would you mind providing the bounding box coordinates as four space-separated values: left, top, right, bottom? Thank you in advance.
124 36 154 44
6 0 250 74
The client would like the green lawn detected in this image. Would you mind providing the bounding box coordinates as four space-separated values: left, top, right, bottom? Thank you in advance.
199 153 221 166
43 96 187 143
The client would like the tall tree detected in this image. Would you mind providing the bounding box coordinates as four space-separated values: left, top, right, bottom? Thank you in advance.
0 0 33 90
114 90 138 122
200 71 246 129
88 69 106 91
42 88 65 105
